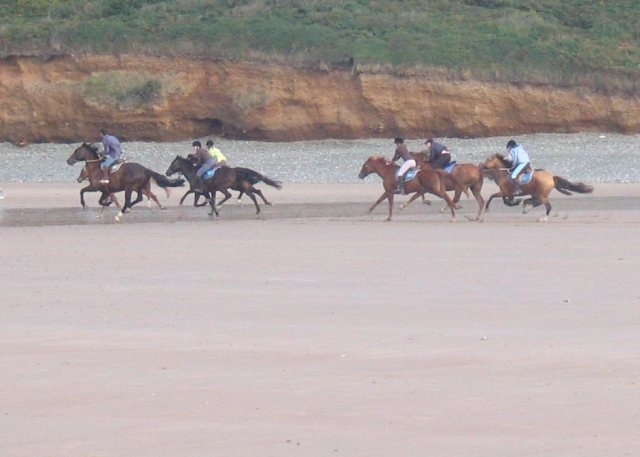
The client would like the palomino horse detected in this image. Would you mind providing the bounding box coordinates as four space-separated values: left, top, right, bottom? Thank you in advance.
358 156 459 221
481 153 594 221
67 143 184 221
165 155 281 216
407 152 485 221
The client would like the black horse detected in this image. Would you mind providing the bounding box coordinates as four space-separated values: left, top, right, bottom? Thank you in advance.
67 143 185 221
165 155 281 216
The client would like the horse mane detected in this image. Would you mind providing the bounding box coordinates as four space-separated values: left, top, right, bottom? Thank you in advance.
84 142 100 154
368 155 387 162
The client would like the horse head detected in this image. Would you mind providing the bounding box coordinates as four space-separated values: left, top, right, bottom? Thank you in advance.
481 153 509 170
67 142 100 165
358 156 390 179
166 155 195 177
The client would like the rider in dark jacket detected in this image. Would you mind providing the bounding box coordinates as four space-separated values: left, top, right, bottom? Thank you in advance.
423 138 451 169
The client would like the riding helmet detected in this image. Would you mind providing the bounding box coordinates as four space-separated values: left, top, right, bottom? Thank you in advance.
506 139 517 149
394 137 404 144
192 140 202 147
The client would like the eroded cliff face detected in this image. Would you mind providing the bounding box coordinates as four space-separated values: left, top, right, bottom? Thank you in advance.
1 54 639 144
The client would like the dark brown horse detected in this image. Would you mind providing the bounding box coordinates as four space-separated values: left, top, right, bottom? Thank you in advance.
165 155 281 217
67 143 185 221
408 152 485 221
76 163 159 214
481 153 594 222
358 156 459 221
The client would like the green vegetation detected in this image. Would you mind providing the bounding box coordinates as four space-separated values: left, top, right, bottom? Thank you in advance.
2 0 640 92
82 72 163 108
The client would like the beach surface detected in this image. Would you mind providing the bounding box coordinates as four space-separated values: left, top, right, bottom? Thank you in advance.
1 182 639 456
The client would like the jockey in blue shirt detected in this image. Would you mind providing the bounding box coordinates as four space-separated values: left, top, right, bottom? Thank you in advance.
99 128 123 184
505 139 531 192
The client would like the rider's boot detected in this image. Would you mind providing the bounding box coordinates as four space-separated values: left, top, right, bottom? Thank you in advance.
99 168 110 184
193 176 205 195
395 174 405 194
514 174 523 194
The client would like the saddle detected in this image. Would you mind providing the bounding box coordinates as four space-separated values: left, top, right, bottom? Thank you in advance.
397 167 420 182
105 157 126 173
203 167 219 180
444 161 457 173
519 165 534 185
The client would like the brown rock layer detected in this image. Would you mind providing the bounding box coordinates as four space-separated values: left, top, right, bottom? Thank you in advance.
1 54 639 144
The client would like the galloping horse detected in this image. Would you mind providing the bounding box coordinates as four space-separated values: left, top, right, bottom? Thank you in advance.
77 164 158 213
358 156 459 221
481 153 594 221
165 155 281 216
408 152 485 221
67 143 185 221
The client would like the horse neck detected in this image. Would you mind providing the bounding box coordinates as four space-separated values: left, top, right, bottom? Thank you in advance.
369 160 397 180
176 160 197 181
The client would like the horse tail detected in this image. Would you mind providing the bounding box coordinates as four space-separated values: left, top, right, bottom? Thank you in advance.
235 167 282 190
435 169 469 198
554 176 594 196
147 169 185 188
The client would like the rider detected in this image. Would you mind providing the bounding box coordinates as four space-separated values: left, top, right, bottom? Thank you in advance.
99 128 122 184
206 140 228 166
191 140 218 193
505 139 531 193
423 138 451 169
391 137 416 194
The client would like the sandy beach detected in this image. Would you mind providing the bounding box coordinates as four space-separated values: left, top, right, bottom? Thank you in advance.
1 182 639 456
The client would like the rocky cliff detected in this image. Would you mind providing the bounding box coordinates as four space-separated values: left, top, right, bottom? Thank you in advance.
1 54 639 144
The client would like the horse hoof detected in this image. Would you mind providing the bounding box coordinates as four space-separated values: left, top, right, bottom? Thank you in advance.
537 216 548 222
160 206 167 210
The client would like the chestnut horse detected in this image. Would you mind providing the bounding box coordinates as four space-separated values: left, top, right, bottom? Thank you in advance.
358 156 459 221
406 152 485 221
67 143 184 221
481 153 594 221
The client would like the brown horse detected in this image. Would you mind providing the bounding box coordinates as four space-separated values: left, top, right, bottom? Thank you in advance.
358 156 458 221
77 164 160 213
481 153 594 222
166 155 281 217
407 152 485 221
67 143 185 221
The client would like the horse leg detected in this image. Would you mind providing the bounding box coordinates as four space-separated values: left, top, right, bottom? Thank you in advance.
485 191 504 212
115 189 134 222
143 188 165 210
400 191 424 210
470 184 485 222
368 192 390 214
433 188 457 221
245 191 261 215
386 192 395 221
253 188 273 206
79 185 93 209
421 195 432 205
237 191 244 205
108 193 122 209
208 191 219 217
215 189 233 211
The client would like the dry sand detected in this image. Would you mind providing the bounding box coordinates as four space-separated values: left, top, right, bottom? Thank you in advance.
1 182 639 457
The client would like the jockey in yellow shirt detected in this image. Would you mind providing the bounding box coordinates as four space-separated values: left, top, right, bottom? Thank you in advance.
206 140 227 166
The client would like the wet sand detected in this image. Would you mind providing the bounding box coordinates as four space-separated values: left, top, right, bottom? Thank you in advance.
1 182 639 456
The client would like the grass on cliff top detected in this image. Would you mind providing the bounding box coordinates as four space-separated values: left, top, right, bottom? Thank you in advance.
2 0 640 93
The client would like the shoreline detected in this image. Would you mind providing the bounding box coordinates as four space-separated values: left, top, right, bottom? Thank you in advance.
1 182 639 209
